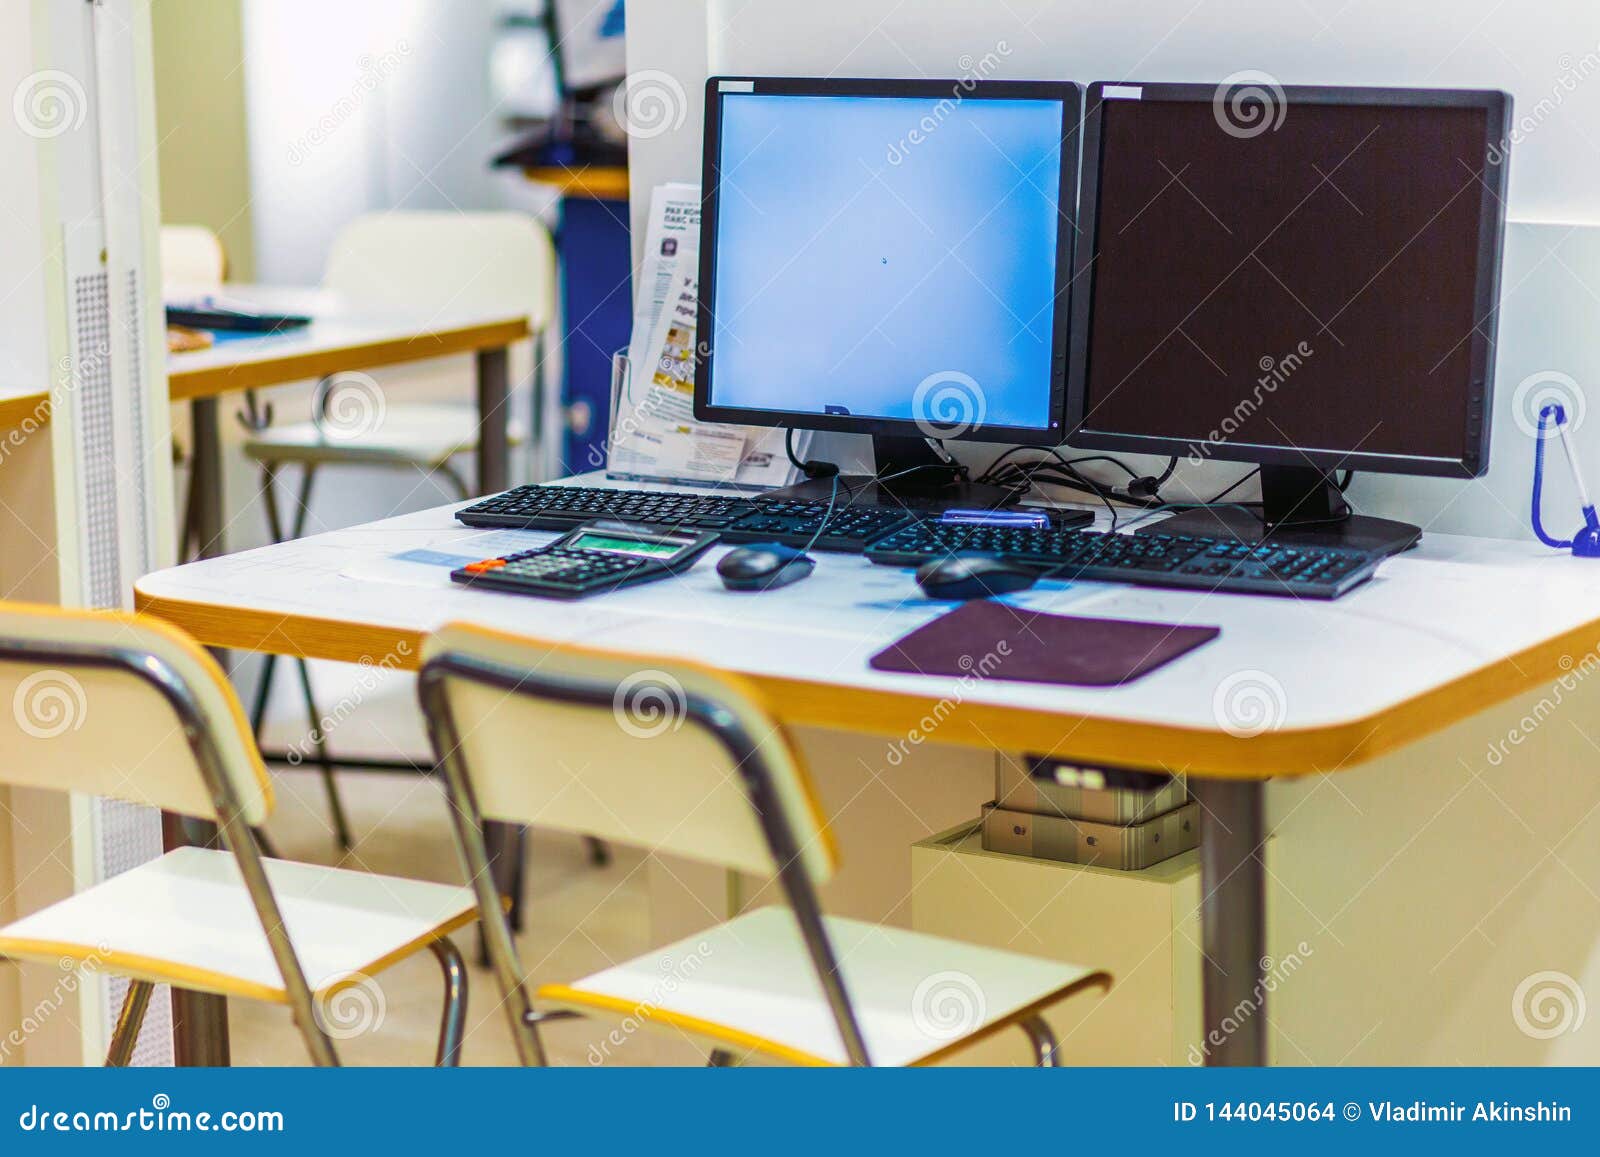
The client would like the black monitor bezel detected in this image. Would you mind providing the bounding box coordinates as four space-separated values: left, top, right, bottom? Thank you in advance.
1064 81 1510 479
694 75 1083 446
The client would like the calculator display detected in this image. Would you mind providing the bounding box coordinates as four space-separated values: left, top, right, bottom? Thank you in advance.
568 532 688 558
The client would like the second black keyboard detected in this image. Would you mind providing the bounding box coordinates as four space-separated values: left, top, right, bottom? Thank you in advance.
866 524 1384 599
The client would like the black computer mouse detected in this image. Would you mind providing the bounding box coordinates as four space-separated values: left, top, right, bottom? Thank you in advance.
915 554 1041 600
717 543 817 591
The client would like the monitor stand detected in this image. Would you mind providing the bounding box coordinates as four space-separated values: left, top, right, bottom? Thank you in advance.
1136 465 1422 557
762 435 1017 512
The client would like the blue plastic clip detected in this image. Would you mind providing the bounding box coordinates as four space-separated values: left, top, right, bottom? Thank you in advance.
1532 402 1600 558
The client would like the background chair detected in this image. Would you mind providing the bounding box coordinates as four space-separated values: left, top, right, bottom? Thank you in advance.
159 224 228 562
242 211 558 852
159 224 226 286
0 603 475 1066
419 623 1112 1067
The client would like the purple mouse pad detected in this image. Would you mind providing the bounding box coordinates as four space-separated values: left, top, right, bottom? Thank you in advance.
869 600 1220 687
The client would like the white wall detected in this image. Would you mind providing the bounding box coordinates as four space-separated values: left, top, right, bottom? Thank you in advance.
632 0 1600 227
243 0 519 284
625 0 1600 537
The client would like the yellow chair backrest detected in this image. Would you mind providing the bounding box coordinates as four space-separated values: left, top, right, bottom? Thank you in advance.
0 604 272 825
420 623 838 886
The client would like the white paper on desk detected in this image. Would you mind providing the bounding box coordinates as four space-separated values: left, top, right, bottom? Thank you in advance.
339 530 559 587
610 271 806 487
611 185 810 490
626 182 702 377
610 410 746 483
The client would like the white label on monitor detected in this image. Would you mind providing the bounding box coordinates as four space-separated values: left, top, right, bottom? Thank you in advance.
1102 85 1143 100
719 80 756 93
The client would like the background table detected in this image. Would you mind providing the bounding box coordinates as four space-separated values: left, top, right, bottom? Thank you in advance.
165 285 530 560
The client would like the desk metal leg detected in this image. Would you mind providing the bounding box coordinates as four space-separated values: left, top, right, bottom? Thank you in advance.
189 397 225 560
171 398 235 1064
473 345 526 940
1191 778 1267 1067
162 812 231 1066
475 346 510 497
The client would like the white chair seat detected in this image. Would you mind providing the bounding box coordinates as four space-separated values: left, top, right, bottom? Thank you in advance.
537 906 1108 1066
0 847 476 1001
243 403 525 469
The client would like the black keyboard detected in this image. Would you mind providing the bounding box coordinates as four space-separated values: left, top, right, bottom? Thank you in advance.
718 500 914 552
457 484 917 553
457 485 755 532
866 525 1384 599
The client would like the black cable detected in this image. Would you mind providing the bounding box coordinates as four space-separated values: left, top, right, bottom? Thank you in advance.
985 459 1162 511
993 462 1124 530
976 447 1179 517
795 473 842 556
785 427 838 479
1206 467 1261 506
1125 456 1179 500
976 445 1141 485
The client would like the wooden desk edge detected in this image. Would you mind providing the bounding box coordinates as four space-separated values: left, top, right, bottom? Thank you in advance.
135 587 1600 780
4 318 531 424
0 392 49 430
168 317 530 402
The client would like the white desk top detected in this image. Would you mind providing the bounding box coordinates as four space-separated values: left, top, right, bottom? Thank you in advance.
1 286 528 425
135 474 1600 777
164 284 529 399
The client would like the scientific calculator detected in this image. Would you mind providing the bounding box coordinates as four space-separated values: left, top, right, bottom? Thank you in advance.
450 522 719 600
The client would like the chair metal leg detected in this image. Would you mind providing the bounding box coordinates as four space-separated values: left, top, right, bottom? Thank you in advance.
251 826 282 860
248 463 284 737
284 466 356 852
428 937 469 1067
104 980 155 1067
423 674 547 1067
438 462 474 502
179 458 200 562
256 461 355 853
294 655 354 852
248 652 279 739
1020 1014 1061 1067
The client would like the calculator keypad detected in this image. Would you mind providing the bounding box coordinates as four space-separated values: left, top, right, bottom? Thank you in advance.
463 548 650 587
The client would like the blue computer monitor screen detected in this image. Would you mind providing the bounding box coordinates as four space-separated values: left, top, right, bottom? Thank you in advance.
705 92 1066 434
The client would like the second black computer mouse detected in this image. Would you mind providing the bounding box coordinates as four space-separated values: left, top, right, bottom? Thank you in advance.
717 543 817 591
915 554 1041 600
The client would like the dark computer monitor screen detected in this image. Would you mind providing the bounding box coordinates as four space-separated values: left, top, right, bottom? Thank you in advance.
697 80 1076 443
1070 87 1505 475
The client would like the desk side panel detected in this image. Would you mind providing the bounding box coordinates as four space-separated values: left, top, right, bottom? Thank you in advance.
1266 672 1600 1064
